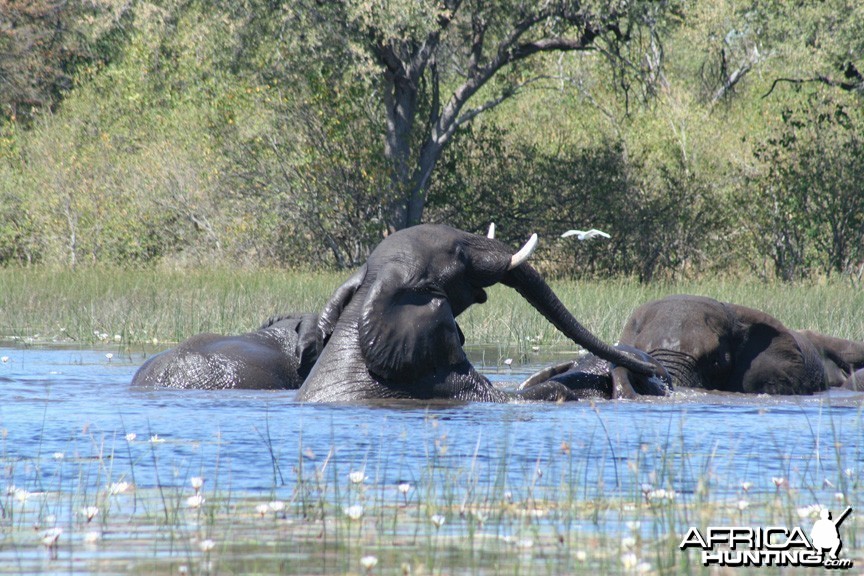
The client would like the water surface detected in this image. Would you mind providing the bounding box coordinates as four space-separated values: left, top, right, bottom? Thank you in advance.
1 345 862 574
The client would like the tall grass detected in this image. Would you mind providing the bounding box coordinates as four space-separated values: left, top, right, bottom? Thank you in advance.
0 267 342 348
1 268 862 349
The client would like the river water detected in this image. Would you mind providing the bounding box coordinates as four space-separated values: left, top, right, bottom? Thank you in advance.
1 344 862 573
2 344 861 497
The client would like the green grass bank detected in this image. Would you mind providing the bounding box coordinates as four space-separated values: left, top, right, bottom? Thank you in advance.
1 267 862 351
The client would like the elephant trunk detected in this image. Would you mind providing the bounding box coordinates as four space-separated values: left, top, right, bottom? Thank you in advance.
502 264 660 377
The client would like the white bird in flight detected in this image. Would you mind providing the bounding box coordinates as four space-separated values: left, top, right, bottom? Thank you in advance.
561 228 611 241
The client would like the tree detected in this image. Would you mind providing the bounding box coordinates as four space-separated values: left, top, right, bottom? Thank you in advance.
306 0 676 231
0 0 130 124
749 95 864 281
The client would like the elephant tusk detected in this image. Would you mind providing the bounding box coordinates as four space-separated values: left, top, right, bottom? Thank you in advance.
487 223 496 239
508 233 538 269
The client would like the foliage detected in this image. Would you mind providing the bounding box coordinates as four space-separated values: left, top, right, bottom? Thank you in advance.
0 0 861 281
747 94 864 281
0 0 130 124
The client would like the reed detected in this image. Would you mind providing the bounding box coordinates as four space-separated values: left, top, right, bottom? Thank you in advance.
1 404 861 574
2 268 861 350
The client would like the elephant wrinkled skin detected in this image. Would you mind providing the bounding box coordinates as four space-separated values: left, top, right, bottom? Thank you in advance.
521 294 864 397
518 344 672 400
618 295 864 395
131 313 321 390
296 224 661 403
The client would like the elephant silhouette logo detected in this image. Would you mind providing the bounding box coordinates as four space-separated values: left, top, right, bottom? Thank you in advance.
810 506 852 561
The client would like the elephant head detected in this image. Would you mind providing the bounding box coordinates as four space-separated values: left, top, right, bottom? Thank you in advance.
618 295 864 395
296 224 661 402
131 313 321 390
518 344 672 400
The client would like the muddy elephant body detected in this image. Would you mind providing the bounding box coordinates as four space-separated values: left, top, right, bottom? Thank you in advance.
296 224 660 403
618 295 864 395
131 313 321 390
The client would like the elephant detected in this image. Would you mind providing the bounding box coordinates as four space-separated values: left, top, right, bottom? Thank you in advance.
518 345 672 400
613 295 864 395
295 224 664 403
131 313 321 390
845 368 864 391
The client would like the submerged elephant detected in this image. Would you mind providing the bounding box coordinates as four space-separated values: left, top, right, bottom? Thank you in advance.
131 313 321 390
612 295 864 395
519 345 672 400
296 224 662 402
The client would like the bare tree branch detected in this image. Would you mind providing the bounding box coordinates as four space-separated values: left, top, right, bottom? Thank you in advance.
763 63 864 98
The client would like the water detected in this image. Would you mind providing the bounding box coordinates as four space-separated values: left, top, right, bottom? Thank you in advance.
3 344 862 499
1 345 863 573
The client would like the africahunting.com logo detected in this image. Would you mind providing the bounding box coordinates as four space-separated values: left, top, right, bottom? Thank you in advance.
680 506 853 569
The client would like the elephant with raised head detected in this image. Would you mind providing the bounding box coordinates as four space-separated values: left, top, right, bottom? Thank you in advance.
615 295 864 395
295 224 663 403
131 313 321 390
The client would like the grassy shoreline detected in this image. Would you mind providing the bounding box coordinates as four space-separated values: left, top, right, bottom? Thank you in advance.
1 267 863 349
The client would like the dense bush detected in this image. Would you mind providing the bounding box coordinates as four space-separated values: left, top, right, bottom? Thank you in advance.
0 1 861 281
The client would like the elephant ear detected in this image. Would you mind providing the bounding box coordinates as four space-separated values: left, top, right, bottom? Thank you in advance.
318 265 367 345
358 264 466 382
294 313 323 378
730 304 823 394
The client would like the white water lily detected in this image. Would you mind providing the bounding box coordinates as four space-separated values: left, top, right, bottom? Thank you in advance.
430 514 446 529
268 500 285 513
186 494 205 508
190 477 204 492
255 503 270 517
647 488 676 502
797 504 822 519
737 499 750 511
41 527 62 543
620 552 638 569
125 433 137 442
81 506 100 522
360 555 378 570
108 481 130 495
40 527 63 555
198 539 216 552
349 471 366 484
345 505 364 520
